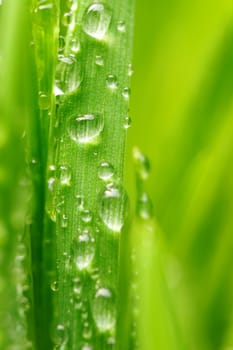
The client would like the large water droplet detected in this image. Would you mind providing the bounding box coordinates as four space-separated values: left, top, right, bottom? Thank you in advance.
82 3 111 40
55 55 82 95
98 184 128 232
68 113 104 144
74 229 95 270
98 161 114 181
92 288 116 332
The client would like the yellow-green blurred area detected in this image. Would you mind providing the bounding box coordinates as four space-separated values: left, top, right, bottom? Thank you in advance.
126 0 233 349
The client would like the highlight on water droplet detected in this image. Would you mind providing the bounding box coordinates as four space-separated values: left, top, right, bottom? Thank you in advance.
92 287 116 333
82 3 112 40
55 55 83 95
68 113 104 144
98 161 114 181
106 74 117 90
98 184 128 232
74 229 95 270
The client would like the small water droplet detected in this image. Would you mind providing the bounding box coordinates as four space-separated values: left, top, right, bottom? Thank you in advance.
98 161 114 181
92 288 116 332
39 91 50 110
51 280 59 292
133 147 150 180
52 324 68 346
55 55 82 95
98 184 128 232
68 113 104 144
137 192 153 219
70 38 81 53
82 3 111 40
74 229 95 270
106 74 117 89
61 213 68 228
122 87 130 99
58 36 65 52
124 116 132 129
128 63 134 77
58 165 72 186
95 55 104 66
80 209 93 223
63 11 72 26
117 20 126 32
75 194 85 208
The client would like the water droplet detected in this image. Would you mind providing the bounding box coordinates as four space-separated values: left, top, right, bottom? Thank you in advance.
74 229 95 270
80 209 93 223
75 194 85 208
55 55 82 95
39 91 50 110
122 87 130 99
98 161 114 181
52 324 68 346
81 345 93 350
51 280 59 292
83 325 92 340
58 36 65 52
117 20 126 32
61 213 68 228
106 74 117 89
98 184 128 232
95 55 104 66
128 63 134 77
63 11 72 26
68 113 104 144
133 147 150 180
92 288 116 332
70 38 81 53
123 116 132 129
82 3 111 40
137 192 153 219
58 165 72 186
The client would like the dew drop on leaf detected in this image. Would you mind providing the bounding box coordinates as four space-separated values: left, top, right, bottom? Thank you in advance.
58 165 72 186
122 86 130 99
95 55 104 66
117 20 126 32
98 161 114 181
74 229 95 270
68 113 104 144
106 74 117 89
55 55 82 95
92 288 116 332
82 3 111 40
51 324 68 346
123 116 132 129
98 184 128 232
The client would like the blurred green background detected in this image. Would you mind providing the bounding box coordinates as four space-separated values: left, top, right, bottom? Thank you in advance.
125 0 233 349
